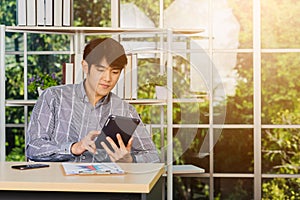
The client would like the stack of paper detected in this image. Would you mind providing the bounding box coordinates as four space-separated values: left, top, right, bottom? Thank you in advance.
61 163 125 175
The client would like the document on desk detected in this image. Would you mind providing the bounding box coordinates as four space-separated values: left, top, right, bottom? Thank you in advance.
61 163 125 175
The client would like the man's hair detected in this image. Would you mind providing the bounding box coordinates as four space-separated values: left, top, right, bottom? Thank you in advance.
83 37 127 70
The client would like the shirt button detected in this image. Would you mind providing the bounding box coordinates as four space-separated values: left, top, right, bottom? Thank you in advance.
82 155 86 160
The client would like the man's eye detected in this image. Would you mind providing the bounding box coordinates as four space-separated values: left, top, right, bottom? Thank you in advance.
112 70 120 74
97 69 105 72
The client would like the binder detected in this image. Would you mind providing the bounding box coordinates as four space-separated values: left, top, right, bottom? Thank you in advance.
53 0 62 26
26 0 36 26
45 0 53 26
17 0 26 26
62 63 74 84
115 69 125 98
124 54 138 99
36 0 45 26
62 0 71 26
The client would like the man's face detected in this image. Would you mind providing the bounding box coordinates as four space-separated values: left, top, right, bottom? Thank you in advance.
84 57 121 99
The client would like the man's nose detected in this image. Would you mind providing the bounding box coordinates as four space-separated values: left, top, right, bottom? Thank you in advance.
102 69 111 81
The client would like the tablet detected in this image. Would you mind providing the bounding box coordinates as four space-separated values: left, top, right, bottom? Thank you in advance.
95 115 140 149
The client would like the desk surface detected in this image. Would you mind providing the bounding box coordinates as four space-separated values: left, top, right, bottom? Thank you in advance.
0 162 165 193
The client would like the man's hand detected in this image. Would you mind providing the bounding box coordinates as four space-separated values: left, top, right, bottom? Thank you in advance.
71 130 100 155
101 133 133 163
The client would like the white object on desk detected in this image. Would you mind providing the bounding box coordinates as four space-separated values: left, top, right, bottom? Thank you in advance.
61 162 125 175
164 164 205 176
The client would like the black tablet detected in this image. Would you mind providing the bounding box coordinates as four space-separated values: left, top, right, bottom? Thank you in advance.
95 115 140 149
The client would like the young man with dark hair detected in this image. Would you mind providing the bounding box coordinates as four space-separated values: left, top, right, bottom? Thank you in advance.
26 38 160 163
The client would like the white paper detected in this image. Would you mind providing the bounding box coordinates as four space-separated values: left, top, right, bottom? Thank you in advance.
61 163 125 175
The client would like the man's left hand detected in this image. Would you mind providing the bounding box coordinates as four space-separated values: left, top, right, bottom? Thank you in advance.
101 133 133 163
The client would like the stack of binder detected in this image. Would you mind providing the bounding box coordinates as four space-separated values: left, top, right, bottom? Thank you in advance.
17 0 72 26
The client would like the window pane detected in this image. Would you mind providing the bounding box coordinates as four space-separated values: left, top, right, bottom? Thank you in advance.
212 1 240 50
262 128 300 174
5 55 24 99
27 34 70 51
163 0 208 32
217 53 253 124
5 32 24 51
214 129 253 173
228 0 253 48
262 178 300 199
173 102 207 124
6 127 26 161
174 177 210 200
261 0 300 48
214 178 254 200
121 0 161 28
73 0 111 27
26 54 68 99
175 128 209 172
6 107 25 124
261 53 300 124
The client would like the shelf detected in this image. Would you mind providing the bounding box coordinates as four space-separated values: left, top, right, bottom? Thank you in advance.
6 26 204 35
5 100 36 106
5 99 165 106
126 99 166 105
5 98 205 106
163 164 205 177
173 98 205 103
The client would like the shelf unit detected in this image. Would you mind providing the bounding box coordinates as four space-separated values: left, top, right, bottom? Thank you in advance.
0 25 204 199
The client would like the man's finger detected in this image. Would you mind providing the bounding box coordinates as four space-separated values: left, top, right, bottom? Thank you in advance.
101 141 116 162
116 134 126 149
126 137 133 151
85 144 96 154
106 136 119 150
89 130 100 140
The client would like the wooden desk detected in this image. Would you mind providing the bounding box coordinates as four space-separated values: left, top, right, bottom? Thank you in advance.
0 162 165 200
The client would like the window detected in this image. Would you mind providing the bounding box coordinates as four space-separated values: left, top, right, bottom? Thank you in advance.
2 0 300 199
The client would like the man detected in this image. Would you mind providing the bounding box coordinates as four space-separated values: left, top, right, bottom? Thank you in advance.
26 37 160 163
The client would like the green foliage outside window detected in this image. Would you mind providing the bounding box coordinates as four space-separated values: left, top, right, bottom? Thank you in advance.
27 72 61 94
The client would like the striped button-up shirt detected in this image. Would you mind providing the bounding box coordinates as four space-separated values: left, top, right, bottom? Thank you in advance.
26 81 160 163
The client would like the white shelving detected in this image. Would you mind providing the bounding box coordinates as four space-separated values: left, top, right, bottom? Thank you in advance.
5 98 204 106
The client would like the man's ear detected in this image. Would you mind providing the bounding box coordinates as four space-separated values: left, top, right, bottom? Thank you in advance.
82 60 89 74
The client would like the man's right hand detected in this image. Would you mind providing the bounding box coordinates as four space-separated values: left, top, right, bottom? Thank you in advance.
71 130 100 155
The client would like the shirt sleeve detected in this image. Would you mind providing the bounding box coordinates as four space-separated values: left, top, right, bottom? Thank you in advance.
25 89 75 162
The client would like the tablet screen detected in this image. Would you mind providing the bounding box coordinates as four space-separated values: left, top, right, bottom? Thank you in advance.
95 115 140 149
